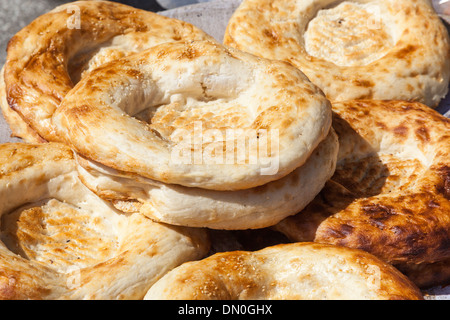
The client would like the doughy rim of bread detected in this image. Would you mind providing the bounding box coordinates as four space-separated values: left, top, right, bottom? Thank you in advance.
275 100 450 281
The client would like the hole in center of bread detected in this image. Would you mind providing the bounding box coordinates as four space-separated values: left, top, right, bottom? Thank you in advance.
304 2 394 67
1 199 118 272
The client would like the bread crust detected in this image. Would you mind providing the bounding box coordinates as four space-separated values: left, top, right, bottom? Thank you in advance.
224 0 450 107
0 142 209 299
144 242 424 300
275 100 450 288
3 0 214 142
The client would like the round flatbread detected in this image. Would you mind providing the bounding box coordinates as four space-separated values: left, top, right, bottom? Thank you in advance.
2 0 214 142
0 142 209 299
52 40 332 190
224 0 450 107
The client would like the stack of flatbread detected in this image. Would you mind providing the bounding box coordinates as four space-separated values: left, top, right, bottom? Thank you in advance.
0 0 448 300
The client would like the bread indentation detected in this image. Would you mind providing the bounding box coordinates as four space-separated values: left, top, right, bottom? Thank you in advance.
304 2 394 67
1 199 118 272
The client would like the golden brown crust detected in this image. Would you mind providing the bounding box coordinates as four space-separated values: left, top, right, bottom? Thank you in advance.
224 0 450 107
145 242 424 300
274 100 450 288
3 0 214 142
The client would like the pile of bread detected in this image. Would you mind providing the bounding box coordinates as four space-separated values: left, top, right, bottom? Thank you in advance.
0 0 448 300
